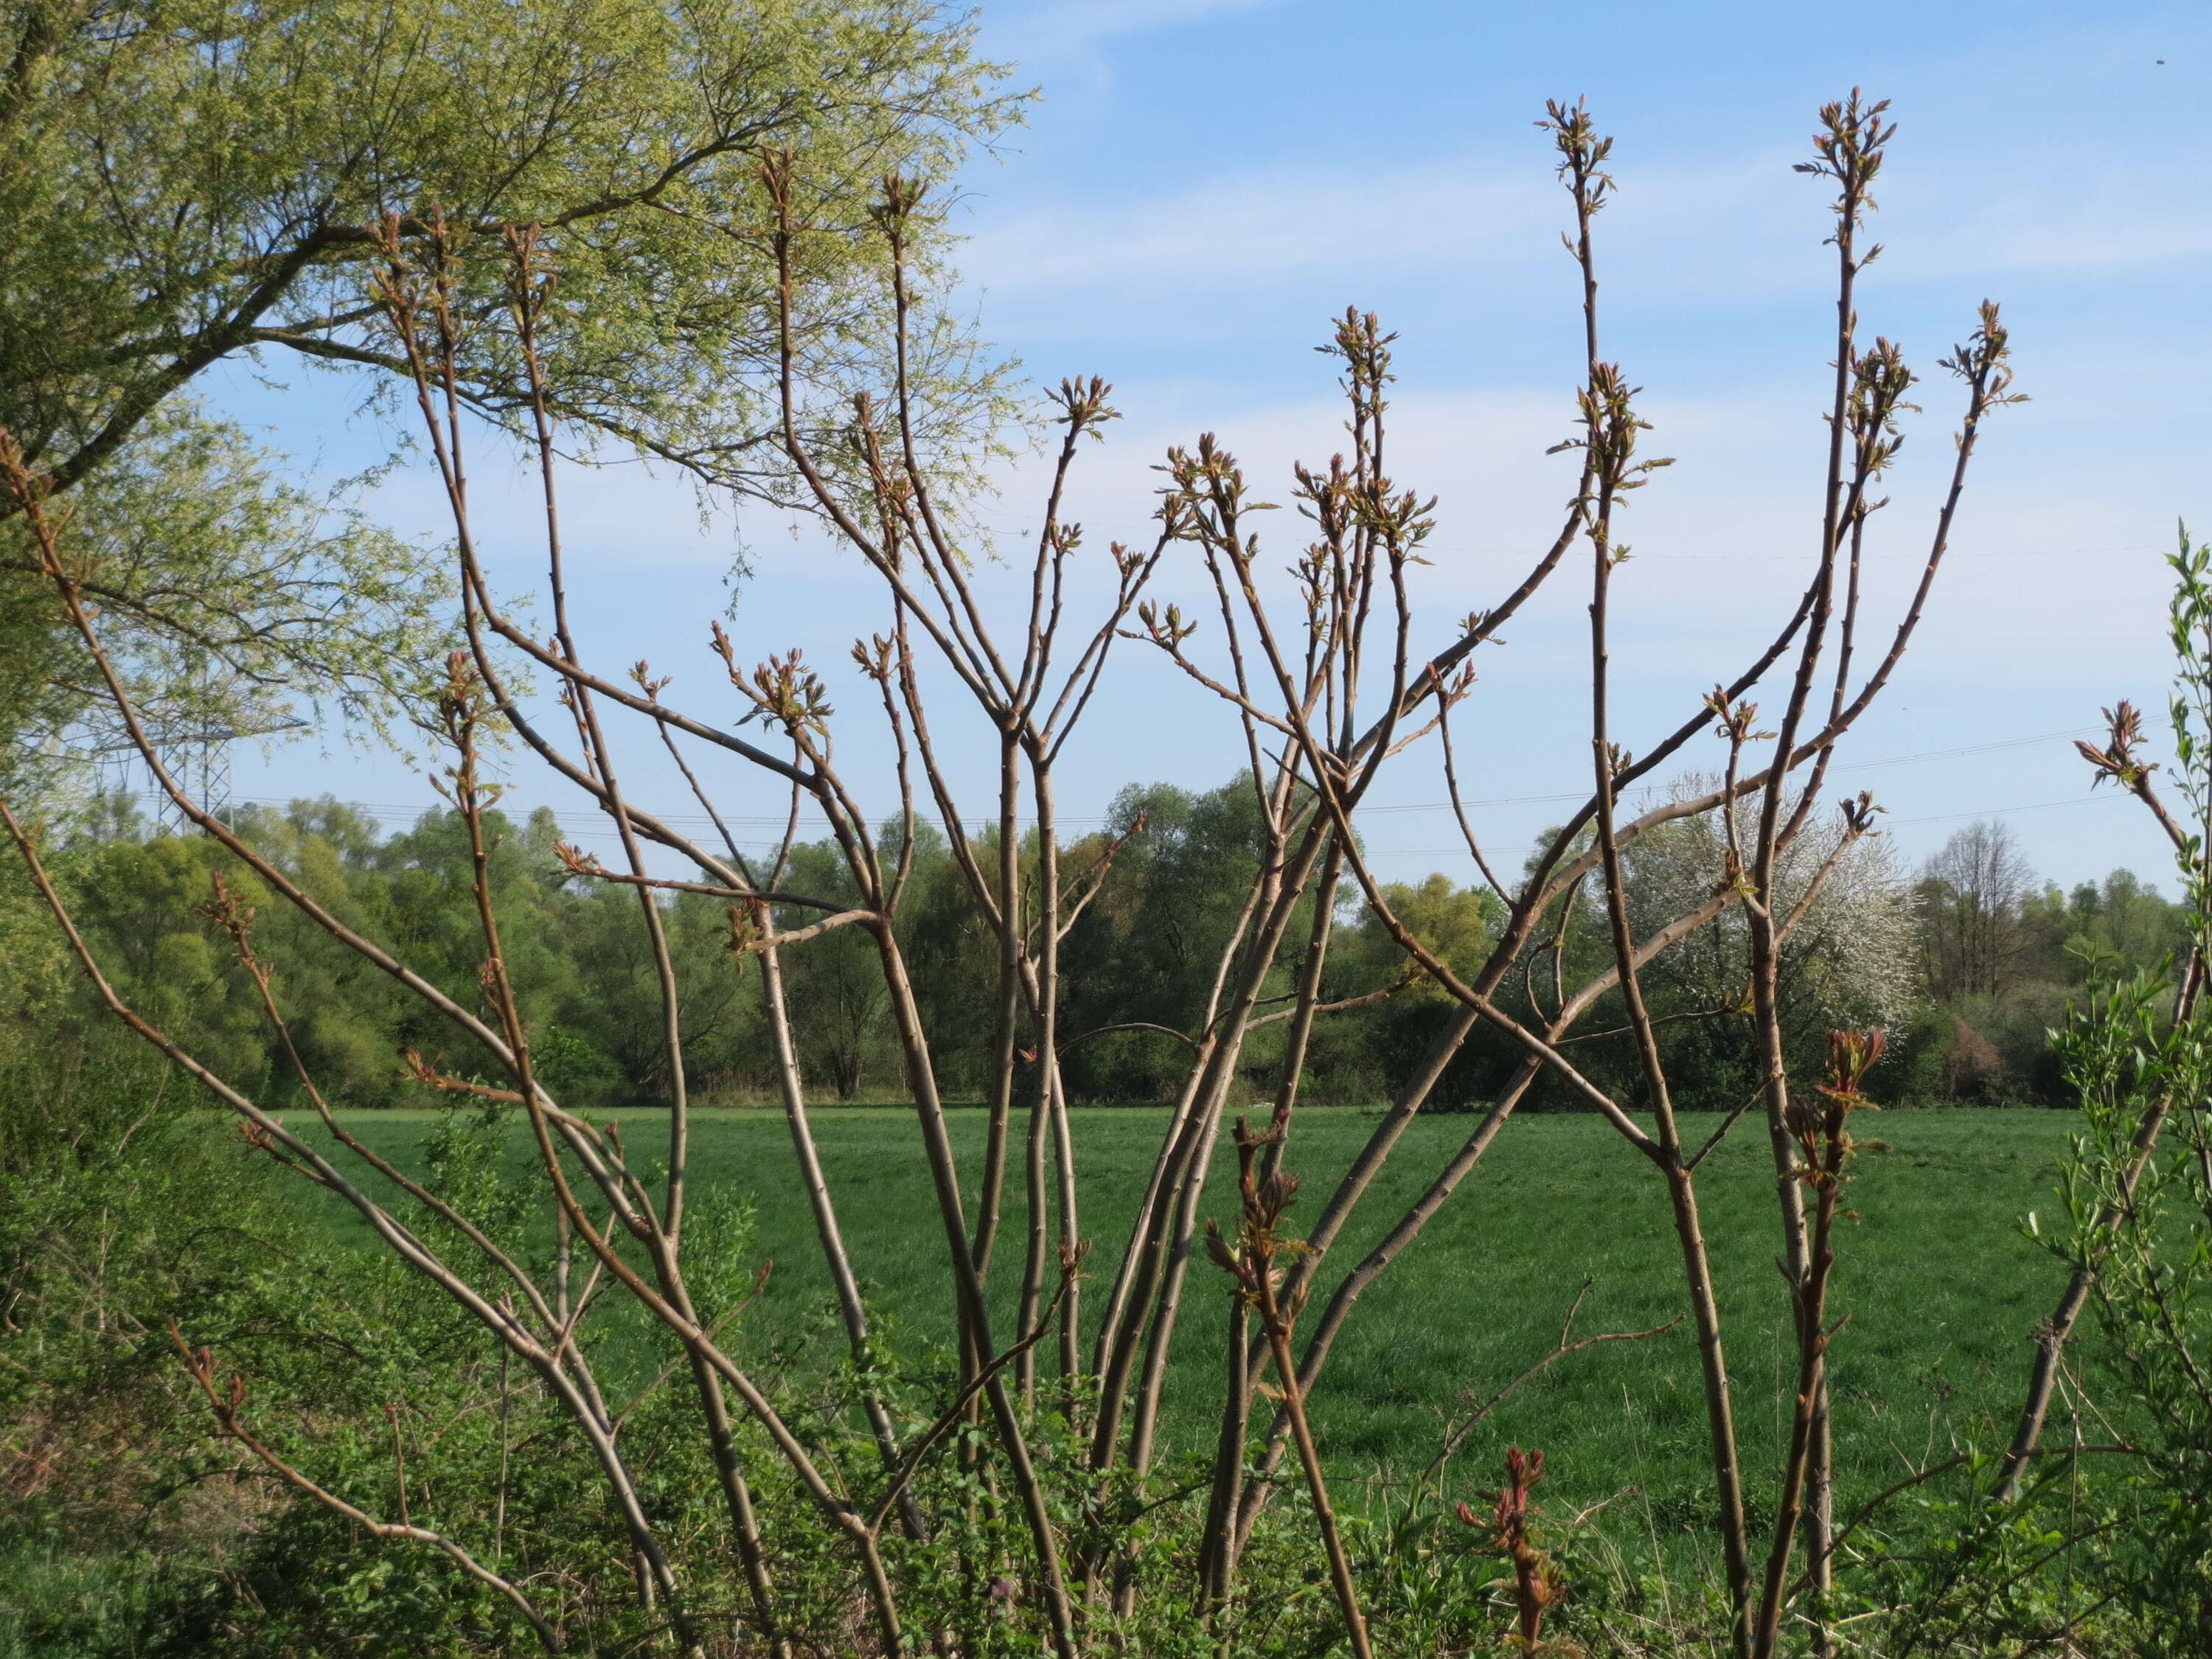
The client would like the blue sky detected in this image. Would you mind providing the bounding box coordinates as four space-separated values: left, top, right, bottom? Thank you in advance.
204 0 2211 894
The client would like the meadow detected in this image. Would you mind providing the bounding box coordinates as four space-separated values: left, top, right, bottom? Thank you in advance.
296 1105 2076 1534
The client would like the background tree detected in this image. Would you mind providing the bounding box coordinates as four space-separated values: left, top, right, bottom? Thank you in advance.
1059 779 1276 1102
1617 793 1919 1112
1916 819 2034 1002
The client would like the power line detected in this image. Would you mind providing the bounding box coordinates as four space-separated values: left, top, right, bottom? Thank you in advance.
1357 787 2136 856
1829 726 2101 772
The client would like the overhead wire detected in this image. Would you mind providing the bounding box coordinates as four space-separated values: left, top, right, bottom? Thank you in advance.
116 722 2132 850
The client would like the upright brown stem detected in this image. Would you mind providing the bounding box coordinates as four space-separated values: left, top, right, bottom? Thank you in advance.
757 927 919 1530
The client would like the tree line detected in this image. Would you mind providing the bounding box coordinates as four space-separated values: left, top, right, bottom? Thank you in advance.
1913 818 2189 1100
9 784 2165 1115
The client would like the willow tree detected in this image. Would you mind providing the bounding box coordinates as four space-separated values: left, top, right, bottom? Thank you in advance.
0 408 455 783
1 0 1017 494
0 0 1018 775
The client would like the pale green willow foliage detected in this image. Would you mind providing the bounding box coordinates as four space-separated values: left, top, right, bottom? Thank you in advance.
0 0 1022 789
0 406 457 784
0 0 1023 496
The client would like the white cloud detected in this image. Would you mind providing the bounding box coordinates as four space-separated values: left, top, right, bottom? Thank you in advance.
964 164 1566 295
960 140 2212 310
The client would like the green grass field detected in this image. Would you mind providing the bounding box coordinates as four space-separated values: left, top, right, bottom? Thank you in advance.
296 1105 2076 1531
